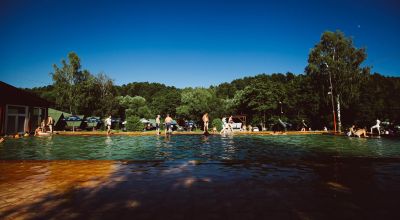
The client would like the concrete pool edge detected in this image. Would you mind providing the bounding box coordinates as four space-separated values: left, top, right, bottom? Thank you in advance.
51 130 329 136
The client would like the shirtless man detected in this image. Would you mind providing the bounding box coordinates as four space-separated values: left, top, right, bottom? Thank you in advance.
202 113 209 133
165 114 173 135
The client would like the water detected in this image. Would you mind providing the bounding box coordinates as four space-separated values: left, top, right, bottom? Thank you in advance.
1 134 399 161
1 134 400 219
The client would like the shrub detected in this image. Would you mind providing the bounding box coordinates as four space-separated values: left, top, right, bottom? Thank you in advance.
125 116 143 131
211 118 223 131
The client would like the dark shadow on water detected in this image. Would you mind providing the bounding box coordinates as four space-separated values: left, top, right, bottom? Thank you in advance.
1 158 400 220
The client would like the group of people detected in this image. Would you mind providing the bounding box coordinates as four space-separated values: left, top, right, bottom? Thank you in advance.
347 119 381 138
220 115 234 134
34 116 54 136
154 114 173 135
153 113 234 135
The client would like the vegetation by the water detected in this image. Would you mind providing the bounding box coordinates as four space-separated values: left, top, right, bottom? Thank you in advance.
26 30 400 130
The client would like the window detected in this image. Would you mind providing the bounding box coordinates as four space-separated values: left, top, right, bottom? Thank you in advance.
6 105 28 134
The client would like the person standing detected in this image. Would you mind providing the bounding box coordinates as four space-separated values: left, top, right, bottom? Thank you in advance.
164 114 173 135
202 113 209 133
105 116 112 135
228 115 234 130
155 115 161 135
47 116 54 133
220 117 227 134
370 119 381 136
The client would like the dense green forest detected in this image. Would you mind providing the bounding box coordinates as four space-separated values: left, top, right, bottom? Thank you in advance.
25 31 400 131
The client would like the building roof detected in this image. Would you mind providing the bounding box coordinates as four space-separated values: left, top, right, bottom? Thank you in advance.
0 81 52 107
48 108 70 125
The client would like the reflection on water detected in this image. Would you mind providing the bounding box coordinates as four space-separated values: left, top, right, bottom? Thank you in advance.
105 136 112 146
0 135 399 161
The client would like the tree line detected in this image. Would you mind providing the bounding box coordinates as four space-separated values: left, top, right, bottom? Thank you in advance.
25 30 400 131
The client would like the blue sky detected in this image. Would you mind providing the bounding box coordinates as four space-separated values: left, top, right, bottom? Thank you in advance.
1 0 399 88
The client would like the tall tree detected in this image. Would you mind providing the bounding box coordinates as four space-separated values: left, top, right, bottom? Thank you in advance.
51 52 86 114
233 79 285 125
92 73 118 117
306 30 370 128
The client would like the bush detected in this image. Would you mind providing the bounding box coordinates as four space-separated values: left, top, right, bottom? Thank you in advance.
211 118 223 131
125 116 143 131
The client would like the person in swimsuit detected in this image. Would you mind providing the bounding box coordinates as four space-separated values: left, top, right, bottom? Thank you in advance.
164 114 173 135
155 115 161 135
202 113 209 134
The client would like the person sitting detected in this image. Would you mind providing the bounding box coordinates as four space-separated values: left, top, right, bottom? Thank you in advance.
212 126 217 134
347 125 355 136
41 119 47 133
34 126 42 136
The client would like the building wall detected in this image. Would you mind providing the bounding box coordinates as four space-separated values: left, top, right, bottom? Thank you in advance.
0 105 48 135
0 81 52 135
0 104 4 135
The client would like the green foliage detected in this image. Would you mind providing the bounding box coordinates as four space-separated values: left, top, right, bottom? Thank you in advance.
118 95 153 119
211 118 223 131
51 52 83 114
92 73 119 117
50 52 118 117
29 35 400 131
176 88 221 122
125 116 143 131
149 88 181 116
306 30 370 107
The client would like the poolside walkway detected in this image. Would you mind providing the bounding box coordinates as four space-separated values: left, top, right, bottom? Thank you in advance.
1 159 399 219
54 130 329 136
